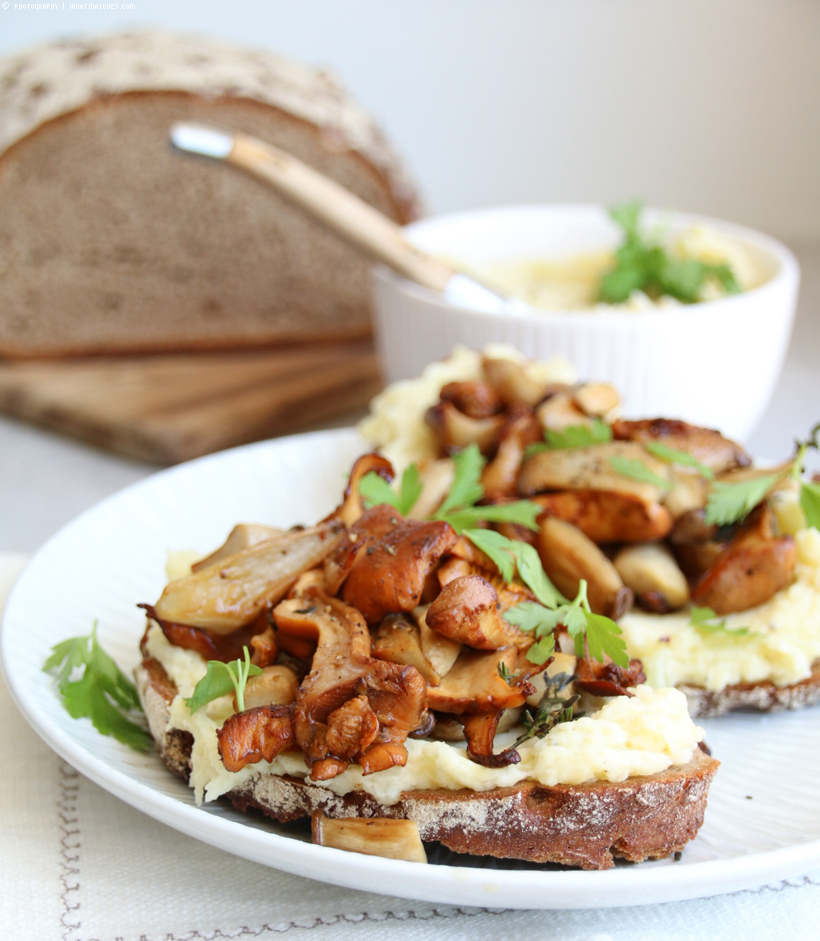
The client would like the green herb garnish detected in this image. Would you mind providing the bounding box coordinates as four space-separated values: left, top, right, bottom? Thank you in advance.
43 621 151 751
599 201 741 304
793 422 820 530
800 480 820 531
689 606 756 638
608 455 671 490
431 443 542 533
462 529 565 608
505 580 629 668
704 472 782 527
513 673 580 747
526 419 613 456
644 442 715 480
186 646 262 715
359 465 423 516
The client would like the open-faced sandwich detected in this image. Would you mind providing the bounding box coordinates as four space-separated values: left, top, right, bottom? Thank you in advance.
136 436 717 869
360 346 820 718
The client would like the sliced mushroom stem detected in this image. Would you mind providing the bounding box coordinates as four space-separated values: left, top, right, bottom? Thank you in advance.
192 523 286 572
426 401 505 454
613 543 690 611
311 812 427 863
537 516 626 616
573 383 620 418
373 613 440 685
153 523 345 633
239 665 299 711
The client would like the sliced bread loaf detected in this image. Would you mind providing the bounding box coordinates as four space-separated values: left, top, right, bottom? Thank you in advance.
0 31 418 357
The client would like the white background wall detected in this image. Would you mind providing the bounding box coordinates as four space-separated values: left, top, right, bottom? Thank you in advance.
1 0 819 244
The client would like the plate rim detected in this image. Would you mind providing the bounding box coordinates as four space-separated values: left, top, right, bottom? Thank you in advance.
3 426 820 911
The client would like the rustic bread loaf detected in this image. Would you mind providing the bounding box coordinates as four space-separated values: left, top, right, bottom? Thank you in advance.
136 654 719 870
0 31 418 357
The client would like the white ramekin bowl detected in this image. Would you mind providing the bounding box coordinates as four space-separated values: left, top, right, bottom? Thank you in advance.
372 205 799 442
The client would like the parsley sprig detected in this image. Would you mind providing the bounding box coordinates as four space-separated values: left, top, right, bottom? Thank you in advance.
608 455 671 490
186 646 262 715
689 606 757 638
794 423 820 530
702 423 820 527
599 201 740 304
358 443 542 534
645 441 715 480
359 465 422 516
704 473 783 527
505 580 630 668
462 529 565 609
525 419 613 457
43 622 151 751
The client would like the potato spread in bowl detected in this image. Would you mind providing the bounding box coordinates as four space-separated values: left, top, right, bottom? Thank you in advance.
460 206 766 313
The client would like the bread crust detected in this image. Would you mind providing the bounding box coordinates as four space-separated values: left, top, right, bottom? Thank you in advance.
135 656 719 870
679 658 820 718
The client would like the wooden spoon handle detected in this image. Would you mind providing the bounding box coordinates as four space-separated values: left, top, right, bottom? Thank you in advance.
228 134 454 293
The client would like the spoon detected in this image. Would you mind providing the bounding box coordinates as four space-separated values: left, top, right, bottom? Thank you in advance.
169 122 517 315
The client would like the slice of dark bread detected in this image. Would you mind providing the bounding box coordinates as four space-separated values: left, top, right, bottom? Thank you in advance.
0 31 418 357
136 654 719 870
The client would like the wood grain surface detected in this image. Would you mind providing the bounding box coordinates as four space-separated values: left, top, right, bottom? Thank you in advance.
0 340 381 465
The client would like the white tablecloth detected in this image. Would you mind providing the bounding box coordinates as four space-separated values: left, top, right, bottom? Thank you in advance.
2 553 819 940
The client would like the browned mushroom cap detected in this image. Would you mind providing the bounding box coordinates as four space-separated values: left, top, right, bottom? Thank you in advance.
192 523 286 572
481 408 542 500
439 380 503 418
152 522 346 633
691 508 797 614
612 418 750 474
575 657 646 697
140 604 274 663
275 592 427 780
537 516 630 616
217 704 295 773
427 575 524 650
534 490 674 543
341 504 457 624
461 711 521 768
426 401 505 455
329 453 395 527
427 647 531 714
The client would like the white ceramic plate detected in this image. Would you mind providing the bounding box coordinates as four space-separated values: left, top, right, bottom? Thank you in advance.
3 428 820 910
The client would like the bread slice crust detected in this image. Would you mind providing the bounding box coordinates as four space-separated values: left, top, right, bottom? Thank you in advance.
679 658 820 718
136 655 718 870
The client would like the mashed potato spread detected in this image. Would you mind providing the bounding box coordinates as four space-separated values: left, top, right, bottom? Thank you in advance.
461 226 765 313
146 624 703 806
358 345 576 471
619 528 820 692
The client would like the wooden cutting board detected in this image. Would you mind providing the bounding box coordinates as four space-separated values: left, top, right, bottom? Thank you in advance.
0 340 382 465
